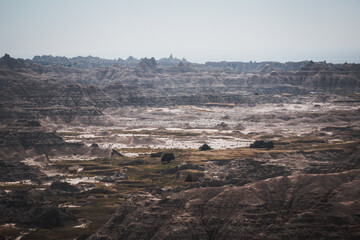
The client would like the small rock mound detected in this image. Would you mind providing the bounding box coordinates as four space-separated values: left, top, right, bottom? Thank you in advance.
121 136 164 146
50 181 80 192
30 205 79 229
215 122 231 130
111 149 123 157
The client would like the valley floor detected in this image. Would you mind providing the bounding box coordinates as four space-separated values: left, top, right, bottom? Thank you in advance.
0 94 359 239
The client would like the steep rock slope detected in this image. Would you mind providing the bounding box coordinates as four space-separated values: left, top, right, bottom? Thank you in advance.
90 169 360 240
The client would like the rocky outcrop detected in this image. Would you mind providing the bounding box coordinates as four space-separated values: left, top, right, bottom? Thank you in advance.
90 169 360 240
50 181 80 192
0 54 26 69
135 57 163 76
31 55 141 69
167 61 196 73
158 54 187 66
0 159 43 182
0 121 66 156
0 190 79 229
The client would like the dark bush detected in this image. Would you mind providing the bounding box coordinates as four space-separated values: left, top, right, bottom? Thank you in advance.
250 140 274 149
185 174 193 182
161 153 175 164
199 143 211 151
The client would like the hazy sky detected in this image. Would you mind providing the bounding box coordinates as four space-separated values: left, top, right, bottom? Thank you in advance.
1 0 360 63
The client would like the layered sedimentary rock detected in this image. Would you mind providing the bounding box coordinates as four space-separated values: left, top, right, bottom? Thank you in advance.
1 54 359 124
90 169 360 240
0 190 79 229
1 54 360 239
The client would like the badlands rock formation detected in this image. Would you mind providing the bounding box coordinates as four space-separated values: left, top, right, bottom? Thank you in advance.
1 54 359 125
0 54 359 239
90 170 360 240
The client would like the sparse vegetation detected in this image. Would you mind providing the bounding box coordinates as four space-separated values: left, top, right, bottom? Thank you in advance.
185 174 193 182
150 152 163 157
161 153 175 164
250 140 274 149
199 143 211 151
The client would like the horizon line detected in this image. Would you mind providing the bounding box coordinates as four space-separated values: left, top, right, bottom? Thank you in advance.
2 53 360 65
